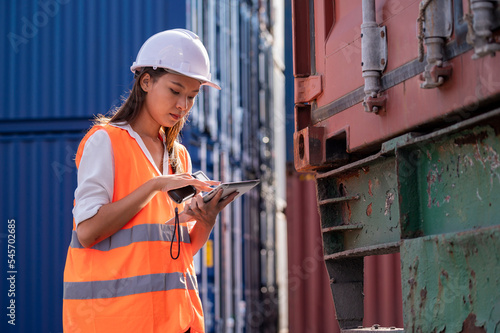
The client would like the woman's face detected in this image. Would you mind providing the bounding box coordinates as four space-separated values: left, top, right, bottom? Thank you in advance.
141 71 202 128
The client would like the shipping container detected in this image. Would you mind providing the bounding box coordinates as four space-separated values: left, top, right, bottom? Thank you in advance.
0 134 80 333
1 1 187 332
187 0 287 331
291 0 500 331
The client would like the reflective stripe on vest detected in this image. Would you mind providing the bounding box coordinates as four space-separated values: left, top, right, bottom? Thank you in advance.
64 271 199 300
69 223 191 251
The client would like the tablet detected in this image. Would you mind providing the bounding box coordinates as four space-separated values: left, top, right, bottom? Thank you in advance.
203 180 260 203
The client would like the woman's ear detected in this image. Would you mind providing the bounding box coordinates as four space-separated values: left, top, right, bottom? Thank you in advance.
140 73 151 92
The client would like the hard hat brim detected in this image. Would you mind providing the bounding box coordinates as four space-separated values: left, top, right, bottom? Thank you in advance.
130 65 221 90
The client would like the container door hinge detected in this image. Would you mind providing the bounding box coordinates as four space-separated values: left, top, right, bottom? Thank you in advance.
295 75 323 104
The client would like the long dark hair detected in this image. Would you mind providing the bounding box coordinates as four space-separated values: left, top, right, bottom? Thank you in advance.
95 67 188 173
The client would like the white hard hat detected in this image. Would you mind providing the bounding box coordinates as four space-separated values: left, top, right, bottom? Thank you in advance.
131 29 221 90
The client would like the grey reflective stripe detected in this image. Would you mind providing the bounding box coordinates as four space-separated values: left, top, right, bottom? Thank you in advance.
64 272 198 300
70 223 191 251
186 270 199 291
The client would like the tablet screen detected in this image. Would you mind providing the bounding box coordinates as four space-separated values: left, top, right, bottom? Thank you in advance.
203 180 260 203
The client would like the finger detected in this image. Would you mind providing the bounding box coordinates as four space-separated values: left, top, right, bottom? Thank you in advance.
158 174 194 191
192 193 206 212
208 188 226 203
185 194 202 213
217 191 239 208
172 173 193 181
183 203 193 215
192 180 220 193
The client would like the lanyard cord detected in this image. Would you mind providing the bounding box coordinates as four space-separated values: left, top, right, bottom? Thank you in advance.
170 207 181 260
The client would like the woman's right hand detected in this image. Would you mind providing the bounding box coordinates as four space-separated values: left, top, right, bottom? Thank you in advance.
153 173 220 194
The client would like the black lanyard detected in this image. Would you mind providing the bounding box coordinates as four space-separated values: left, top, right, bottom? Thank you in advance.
170 207 181 260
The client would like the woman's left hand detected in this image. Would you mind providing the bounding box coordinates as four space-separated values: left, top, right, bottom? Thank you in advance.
183 188 238 229
182 189 239 256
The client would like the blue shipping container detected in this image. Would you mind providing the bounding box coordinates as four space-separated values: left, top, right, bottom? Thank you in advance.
0 1 187 332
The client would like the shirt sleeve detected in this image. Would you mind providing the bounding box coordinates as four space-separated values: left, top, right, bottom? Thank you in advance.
186 148 193 174
183 147 196 231
72 129 114 228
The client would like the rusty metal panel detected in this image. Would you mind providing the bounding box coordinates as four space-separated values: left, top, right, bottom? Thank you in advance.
294 125 326 171
317 157 401 255
397 122 500 238
291 0 312 76
292 0 500 172
287 169 403 331
312 109 500 330
401 226 500 332
315 47 500 157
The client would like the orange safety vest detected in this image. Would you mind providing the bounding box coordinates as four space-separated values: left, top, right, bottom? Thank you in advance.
63 124 204 333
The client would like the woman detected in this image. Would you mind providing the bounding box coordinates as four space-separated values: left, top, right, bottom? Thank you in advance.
63 29 234 333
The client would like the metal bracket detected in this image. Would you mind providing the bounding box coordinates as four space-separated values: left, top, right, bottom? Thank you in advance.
363 94 387 113
420 62 453 88
294 75 323 104
293 126 325 172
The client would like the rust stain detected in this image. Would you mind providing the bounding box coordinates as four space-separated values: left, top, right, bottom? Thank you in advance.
469 270 476 305
420 287 427 300
427 169 437 208
438 270 448 300
366 203 372 216
460 313 486 332
454 131 488 146
419 287 427 309
433 328 446 333
427 166 445 208
426 149 432 160
368 179 373 196
485 145 500 170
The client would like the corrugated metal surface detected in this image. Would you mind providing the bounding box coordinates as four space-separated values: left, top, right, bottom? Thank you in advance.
187 0 285 331
0 133 81 333
1 0 186 121
286 168 340 333
286 167 403 332
1 1 287 332
364 253 404 328
1 2 187 332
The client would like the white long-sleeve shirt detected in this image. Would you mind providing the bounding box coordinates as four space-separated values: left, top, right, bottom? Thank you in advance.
72 122 192 228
